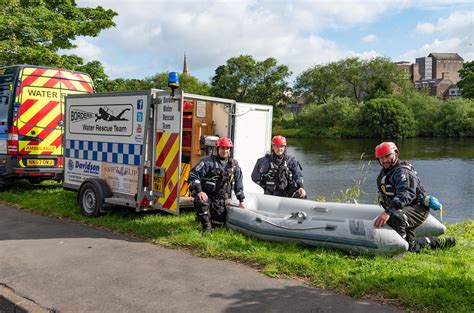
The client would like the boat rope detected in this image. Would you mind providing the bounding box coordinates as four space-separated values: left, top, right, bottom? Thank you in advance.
256 216 336 231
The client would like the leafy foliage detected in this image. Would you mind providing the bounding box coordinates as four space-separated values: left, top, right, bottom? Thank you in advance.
0 0 117 85
435 98 474 137
297 97 361 137
295 57 409 103
146 72 210 95
294 62 345 104
359 98 416 138
96 78 152 92
392 89 442 137
458 61 474 99
210 55 291 105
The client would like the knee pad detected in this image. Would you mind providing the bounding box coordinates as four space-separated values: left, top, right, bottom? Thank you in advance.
193 197 209 215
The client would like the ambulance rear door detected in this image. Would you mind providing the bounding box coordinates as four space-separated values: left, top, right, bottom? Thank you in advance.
232 103 273 194
151 90 183 214
16 67 93 170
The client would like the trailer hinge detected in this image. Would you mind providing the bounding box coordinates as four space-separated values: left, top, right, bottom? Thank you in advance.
151 97 160 106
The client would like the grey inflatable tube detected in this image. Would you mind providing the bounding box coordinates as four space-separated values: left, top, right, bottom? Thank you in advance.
226 193 446 256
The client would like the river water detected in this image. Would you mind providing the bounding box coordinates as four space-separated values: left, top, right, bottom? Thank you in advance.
285 138 474 224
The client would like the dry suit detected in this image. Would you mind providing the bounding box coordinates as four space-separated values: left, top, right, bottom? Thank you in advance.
188 155 244 231
378 160 455 252
251 153 305 198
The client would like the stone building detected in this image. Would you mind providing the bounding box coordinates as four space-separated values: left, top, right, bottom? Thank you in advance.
428 53 463 83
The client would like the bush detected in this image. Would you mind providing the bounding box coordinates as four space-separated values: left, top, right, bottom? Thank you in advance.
434 98 474 137
392 90 442 136
359 98 416 138
298 97 360 137
273 110 298 129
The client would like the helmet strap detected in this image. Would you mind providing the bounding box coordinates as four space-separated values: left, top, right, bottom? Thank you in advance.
391 153 399 166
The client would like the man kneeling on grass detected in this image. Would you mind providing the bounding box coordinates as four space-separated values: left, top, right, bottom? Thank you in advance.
373 141 456 252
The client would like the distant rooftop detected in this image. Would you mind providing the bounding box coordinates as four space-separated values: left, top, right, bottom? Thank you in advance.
428 53 464 61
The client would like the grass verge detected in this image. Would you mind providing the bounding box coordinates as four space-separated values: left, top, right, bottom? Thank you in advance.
1 180 473 312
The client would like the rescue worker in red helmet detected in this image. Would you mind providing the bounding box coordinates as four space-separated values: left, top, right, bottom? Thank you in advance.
251 135 306 198
374 141 455 252
188 137 245 232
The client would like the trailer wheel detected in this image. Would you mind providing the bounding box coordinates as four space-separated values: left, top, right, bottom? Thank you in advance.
79 181 104 217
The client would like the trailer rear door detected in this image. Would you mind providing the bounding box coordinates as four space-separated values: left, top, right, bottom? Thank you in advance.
232 103 273 194
151 90 183 214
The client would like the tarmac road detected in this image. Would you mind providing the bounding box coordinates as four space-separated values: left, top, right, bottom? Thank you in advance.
0 204 402 312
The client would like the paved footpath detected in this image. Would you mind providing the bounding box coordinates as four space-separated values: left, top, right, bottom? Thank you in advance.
0 204 402 313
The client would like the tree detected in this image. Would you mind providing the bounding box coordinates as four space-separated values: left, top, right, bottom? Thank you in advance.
359 98 416 138
458 61 474 99
294 63 345 103
295 57 409 104
363 57 410 100
0 0 116 84
337 57 365 102
210 55 291 105
146 72 210 95
96 78 152 92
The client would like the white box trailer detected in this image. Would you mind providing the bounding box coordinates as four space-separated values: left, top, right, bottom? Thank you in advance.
63 89 272 216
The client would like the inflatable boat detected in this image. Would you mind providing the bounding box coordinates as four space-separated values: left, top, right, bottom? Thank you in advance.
226 193 446 256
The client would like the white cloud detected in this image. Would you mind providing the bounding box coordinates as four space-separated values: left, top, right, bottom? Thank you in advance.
416 10 474 36
65 38 104 62
362 34 377 43
72 0 400 79
404 10 474 62
416 22 436 34
399 38 473 62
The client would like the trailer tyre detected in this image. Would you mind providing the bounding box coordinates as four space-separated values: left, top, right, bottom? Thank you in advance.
79 181 104 217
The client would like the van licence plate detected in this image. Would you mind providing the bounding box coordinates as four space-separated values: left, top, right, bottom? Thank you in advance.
26 159 54 166
153 176 163 193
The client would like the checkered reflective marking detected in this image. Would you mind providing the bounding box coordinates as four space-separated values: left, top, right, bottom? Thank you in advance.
65 140 142 165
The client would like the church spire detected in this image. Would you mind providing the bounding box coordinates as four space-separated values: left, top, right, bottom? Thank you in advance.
183 52 189 76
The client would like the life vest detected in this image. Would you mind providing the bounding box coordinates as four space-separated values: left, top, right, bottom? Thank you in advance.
201 157 235 198
261 154 294 193
378 161 425 207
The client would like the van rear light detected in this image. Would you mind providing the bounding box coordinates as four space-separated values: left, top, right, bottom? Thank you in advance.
143 173 150 187
7 126 19 154
140 196 150 207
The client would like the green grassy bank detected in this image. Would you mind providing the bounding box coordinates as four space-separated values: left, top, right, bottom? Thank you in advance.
1 181 472 312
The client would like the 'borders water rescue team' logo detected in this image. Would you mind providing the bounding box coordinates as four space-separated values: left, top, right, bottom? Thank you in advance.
71 106 130 123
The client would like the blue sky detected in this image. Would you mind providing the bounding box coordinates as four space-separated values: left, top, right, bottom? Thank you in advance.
72 0 473 83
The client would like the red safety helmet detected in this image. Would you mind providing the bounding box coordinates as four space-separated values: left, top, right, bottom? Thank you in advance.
272 135 287 146
217 137 233 148
375 142 399 158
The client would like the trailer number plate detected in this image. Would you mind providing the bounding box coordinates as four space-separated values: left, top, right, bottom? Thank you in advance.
153 176 163 193
27 159 54 166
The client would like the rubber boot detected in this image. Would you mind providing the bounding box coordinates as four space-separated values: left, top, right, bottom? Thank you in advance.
430 236 456 249
413 236 456 251
198 214 212 233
